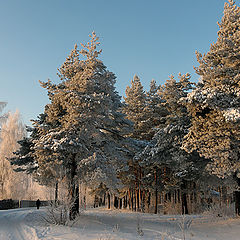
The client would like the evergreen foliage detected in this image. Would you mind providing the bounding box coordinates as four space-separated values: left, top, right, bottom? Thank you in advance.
9 1 240 215
183 0 240 178
137 74 203 189
13 32 133 219
122 75 148 140
38 32 131 186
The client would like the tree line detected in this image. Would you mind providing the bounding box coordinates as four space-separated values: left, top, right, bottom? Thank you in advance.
3 0 240 219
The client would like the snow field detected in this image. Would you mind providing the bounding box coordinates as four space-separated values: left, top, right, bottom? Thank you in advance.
1 207 240 239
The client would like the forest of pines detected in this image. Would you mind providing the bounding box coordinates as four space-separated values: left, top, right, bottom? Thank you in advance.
1 0 240 220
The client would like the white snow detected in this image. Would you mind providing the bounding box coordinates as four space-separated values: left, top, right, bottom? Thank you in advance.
1 207 240 240
223 108 240 121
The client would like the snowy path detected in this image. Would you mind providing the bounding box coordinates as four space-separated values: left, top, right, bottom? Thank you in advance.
1 207 240 239
0 207 184 240
79 209 183 239
0 207 182 240
0 208 80 240
0 208 40 240
0 207 81 240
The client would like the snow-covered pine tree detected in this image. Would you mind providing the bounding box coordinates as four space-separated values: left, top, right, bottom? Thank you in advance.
35 32 132 219
122 76 165 140
122 75 147 140
144 79 167 140
121 75 146 211
183 0 240 179
11 114 44 175
11 112 64 204
122 77 167 211
137 74 205 214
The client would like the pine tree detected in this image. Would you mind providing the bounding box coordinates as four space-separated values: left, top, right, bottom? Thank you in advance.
122 76 165 141
144 79 167 140
122 75 147 140
11 113 65 204
11 115 44 175
183 0 240 178
136 74 204 214
122 77 167 211
33 32 132 219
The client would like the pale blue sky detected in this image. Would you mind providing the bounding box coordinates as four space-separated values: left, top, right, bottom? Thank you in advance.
0 0 227 125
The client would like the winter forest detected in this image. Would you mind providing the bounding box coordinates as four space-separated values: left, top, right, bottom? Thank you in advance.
2 0 240 227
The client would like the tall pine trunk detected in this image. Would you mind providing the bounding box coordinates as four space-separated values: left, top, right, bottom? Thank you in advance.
181 181 188 215
69 157 79 220
141 190 145 212
154 169 158 214
233 176 240 215
55 180 58 204
131 190 134 211
108 193 111 209
128 189 132 210
235 191 240 215
136 188 140 211
134 191 137 211
114 196 118 208
147 191 151 212
103 193 106 206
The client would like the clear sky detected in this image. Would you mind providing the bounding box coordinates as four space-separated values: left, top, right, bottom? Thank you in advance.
0 0 228 125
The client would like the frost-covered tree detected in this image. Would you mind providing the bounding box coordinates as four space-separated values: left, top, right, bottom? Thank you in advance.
122 75 148 140
11 121 41 175
33 32 132 219
141 73 194 174
183 0 240 179
144 79 168 140
0 102 5 113
123 76 165 141
136 74 205 214
0 102 7 197
11 113 57 185
11 113 66 202
0 110 29 199
122 77 168 211
0 102 7 128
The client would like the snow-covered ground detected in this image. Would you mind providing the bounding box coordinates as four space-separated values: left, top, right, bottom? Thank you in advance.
0 207 240 240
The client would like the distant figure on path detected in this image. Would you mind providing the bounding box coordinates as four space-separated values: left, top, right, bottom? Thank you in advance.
36 199 41 209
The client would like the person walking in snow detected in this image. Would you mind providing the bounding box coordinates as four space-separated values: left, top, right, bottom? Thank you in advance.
36 199 41 209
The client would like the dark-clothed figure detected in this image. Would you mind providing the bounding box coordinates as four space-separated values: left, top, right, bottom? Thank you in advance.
36 199 41 209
